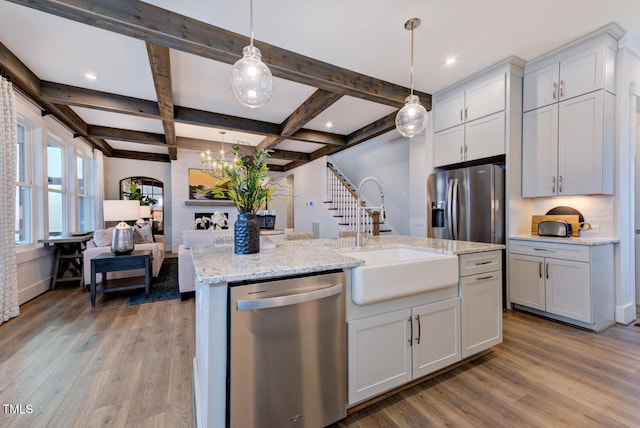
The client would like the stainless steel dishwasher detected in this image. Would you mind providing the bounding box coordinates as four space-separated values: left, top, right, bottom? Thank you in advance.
229 270 346 427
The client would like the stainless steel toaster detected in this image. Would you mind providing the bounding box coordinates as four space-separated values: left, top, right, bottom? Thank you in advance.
537 220 572 237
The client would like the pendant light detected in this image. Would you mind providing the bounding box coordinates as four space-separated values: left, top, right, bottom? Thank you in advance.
230 0 273 108
395 18 428 138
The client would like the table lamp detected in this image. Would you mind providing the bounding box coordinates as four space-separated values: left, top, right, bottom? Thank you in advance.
137 205 152 226
103 200 140 255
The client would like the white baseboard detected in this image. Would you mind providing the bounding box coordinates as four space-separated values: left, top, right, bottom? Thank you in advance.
18 278 50 305
615 302 637 325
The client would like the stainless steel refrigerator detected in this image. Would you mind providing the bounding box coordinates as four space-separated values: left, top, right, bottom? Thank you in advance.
427 164 505 244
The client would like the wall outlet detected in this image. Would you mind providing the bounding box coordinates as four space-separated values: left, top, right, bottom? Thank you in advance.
306 201 313 207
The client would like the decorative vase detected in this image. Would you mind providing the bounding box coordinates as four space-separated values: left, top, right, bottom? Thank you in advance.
234 213 260 254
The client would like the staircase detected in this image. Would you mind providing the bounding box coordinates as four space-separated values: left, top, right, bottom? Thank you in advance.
324 162 393 236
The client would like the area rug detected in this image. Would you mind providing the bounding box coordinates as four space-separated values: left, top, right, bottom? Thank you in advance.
127 257 180 306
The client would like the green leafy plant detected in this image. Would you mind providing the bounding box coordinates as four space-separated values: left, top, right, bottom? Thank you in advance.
222 146 273 214
123 183 158 206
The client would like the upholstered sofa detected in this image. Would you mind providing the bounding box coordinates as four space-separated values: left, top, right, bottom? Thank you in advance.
82 228 165 286
178 229 233 299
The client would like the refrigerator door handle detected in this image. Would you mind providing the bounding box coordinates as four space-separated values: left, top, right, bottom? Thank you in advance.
452 178 459 240
446 179 454 239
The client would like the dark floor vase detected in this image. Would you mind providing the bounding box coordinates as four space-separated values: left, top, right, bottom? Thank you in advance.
234 214 260 254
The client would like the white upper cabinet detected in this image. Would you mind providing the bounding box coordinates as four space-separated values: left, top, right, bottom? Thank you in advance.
432 57 524 168
521 27 618 197
433 72 505 133
523 32 617 112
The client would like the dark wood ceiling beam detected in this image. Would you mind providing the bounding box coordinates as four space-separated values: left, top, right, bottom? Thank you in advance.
41 81 160 117
87 125 166 145
310 111 398 161
280 89 343 136
146 42 177 160
110 149 170 162
7 0 431 109
0 41 113 155
258 89 343 151
289 129 345 146
174 136 309 162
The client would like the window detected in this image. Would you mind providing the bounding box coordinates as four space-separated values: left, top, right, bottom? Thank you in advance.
76 154 93 232
15 121 32 245
14 91 95 248
47 140 65 237
120 177 164 234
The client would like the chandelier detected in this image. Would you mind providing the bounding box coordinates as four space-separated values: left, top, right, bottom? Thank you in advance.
201 131 237 176
395 17 428 138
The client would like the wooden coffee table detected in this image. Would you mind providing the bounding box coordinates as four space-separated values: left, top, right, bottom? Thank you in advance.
90 250 152 306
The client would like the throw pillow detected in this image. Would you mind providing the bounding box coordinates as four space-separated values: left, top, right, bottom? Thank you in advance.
133 227 146 244
93 228 113 247
137 224 155 243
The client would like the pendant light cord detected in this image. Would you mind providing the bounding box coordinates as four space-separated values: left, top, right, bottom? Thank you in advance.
249 0 254 49
409 22 415 96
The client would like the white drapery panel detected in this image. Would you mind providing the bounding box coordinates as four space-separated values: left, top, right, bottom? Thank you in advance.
93 148 104 228
0 77 19 324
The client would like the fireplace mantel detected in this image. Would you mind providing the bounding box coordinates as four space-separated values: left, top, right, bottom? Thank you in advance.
184 200 234 207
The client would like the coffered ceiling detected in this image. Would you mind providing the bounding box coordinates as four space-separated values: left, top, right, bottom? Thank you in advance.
1 0 639 171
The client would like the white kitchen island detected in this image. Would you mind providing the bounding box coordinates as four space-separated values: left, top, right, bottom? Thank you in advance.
191 236 504 428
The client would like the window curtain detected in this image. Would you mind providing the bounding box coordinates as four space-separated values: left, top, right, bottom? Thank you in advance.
93 148 105 228
0 76 19 324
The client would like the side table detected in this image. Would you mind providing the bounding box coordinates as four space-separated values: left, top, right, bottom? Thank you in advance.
90 250 152 307
39 233 93 289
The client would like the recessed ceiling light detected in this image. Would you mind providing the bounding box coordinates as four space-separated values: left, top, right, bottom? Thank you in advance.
84 72 98 81
326 121 333 129
445 57 457 65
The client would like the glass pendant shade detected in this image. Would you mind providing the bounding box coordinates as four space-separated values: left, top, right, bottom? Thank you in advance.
230 45 273 108
396 94 428 138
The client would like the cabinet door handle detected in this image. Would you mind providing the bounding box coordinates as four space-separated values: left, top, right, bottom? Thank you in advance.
460 108 463 122
546 262 550 279
552 176 556 193
464 144 468 159
538 261 542 278
460 145 464 160
475 260 493 266
415 314 421 345
476 275 495 281
408 316 413 347
533 248 556 253
558 176 563 193
464 107 468 120
553 82 557 99
559 80 564 97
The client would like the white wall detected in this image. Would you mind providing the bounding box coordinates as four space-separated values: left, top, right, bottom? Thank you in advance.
104 156 172 248
614 31 640 322
330 136 412 235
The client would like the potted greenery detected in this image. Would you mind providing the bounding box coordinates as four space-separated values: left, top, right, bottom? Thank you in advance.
223 147 273 254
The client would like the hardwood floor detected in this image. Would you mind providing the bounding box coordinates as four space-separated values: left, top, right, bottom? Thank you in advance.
336 311 640 427
0 286 194 428
2 287 640 428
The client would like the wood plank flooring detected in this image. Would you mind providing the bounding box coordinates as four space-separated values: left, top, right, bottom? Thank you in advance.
2 286 640 427
0 286 194 428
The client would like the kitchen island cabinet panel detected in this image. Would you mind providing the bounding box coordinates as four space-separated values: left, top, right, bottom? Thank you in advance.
347 308 412 405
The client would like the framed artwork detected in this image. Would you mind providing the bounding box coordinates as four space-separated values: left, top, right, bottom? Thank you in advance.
194 212 229 230
188 168 230 200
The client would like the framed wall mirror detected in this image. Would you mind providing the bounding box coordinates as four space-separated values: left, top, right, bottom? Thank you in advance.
120 176 164 235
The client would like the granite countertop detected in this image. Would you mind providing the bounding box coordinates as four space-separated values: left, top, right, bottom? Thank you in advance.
509 234 619 246
191 235 505 286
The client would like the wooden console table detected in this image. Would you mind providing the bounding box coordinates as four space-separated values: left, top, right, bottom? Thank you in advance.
89 250 152 307
39 233 93 289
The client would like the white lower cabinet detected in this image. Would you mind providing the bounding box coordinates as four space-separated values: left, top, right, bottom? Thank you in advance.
347 297 460 405
459 251 503 358
508 239 614 330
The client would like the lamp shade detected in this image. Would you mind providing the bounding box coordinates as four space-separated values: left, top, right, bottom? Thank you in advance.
139 205 152 219
103 200 141 222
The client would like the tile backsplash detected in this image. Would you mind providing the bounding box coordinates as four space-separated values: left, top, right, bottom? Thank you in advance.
532 195 616 237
